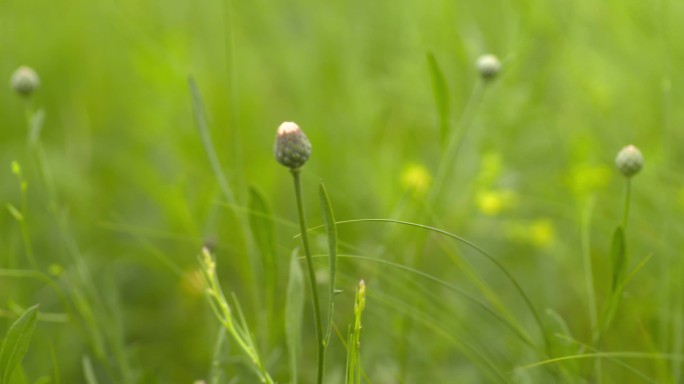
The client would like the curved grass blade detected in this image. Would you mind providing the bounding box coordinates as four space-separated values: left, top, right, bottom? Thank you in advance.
298 218 547 350
311 254 536 350
516 352 684 373
285 250 305 383
319 182 337 347
0 304 39 384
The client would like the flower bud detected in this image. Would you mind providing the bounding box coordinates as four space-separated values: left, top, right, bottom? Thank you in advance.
274 122 312 169
10 66 40 97
476 54 501 80
615 145 643 178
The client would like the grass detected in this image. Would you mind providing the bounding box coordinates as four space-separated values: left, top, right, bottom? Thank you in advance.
1 0 684 382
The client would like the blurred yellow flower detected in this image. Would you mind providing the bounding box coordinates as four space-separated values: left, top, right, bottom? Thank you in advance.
529 219 555 248
401 163 431 197
569 163 611 197
505 218 555 249
476 189 515 216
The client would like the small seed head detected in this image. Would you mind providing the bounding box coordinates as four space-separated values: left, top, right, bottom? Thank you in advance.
476 54 501 80
274 121 312 169
10 66 40 97
615 145 643 178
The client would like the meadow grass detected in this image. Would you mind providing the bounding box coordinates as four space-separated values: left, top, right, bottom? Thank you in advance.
2 0 684 382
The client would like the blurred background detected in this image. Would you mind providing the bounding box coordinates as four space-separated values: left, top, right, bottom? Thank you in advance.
1 0 684 382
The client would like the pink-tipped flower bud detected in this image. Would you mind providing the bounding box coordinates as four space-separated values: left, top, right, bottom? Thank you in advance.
10 66 40 97
476 54 501 80
274 122 312 169
615 145 643 178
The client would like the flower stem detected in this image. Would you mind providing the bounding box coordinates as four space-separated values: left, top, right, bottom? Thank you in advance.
291 168 325 384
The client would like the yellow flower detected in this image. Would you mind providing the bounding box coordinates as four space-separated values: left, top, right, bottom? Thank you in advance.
476 189 515 216
529 219 555 248
401 163 431 198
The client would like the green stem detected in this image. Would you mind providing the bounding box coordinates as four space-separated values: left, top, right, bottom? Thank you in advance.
291 168 325 384
622 178 632 229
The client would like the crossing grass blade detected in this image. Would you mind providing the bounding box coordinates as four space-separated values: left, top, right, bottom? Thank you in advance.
0 305 39 384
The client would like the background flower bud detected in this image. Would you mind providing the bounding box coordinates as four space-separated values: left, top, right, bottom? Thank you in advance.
274 121 312 169
476 54 501 80
10 66 40 96
615 145 643 178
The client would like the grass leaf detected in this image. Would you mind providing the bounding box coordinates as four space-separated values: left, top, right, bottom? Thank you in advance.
0 305 39 384
285 250 305 383
188 76 237 206
319 182 337 347
248 186 277 314
82 356 99 384
426 51 450 144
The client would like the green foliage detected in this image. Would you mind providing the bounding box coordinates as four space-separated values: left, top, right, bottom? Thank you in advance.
2 0 684 382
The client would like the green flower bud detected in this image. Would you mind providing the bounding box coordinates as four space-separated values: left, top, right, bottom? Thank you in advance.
615 145 643 178
476 54 501 80
10 66 40 97
274 122 312 169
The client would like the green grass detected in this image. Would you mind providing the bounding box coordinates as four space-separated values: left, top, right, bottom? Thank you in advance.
2 0 684 382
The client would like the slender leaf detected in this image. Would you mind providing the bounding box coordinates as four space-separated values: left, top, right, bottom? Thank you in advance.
28 109 45 147
0 305 39 384
610 226 626 292
248 186 277 314
285 251 304 383
188 76 236 206
82 356 98 384
426 51 450 144
319 182 337 347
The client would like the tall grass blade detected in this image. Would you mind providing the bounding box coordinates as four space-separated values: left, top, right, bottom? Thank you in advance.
248 186 277 313
319 182 338 347
0 305 39 384
209 327 227 384
285 250 305 383
610 226 626 293
188 76 237 206
426 51 450 145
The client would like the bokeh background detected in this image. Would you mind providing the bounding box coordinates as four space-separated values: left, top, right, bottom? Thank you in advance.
2 0 684 382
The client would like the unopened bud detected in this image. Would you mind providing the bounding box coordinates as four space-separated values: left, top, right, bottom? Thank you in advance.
476 54 501 80
615 145 643 178
10 66 40 97
274 122 312 169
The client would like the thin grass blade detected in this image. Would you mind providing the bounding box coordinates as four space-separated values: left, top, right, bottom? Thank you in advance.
610 226 626 292
426 51 450 144
248 186 277 314
319 182 337 347
82 356 99 384
285 250 305 383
